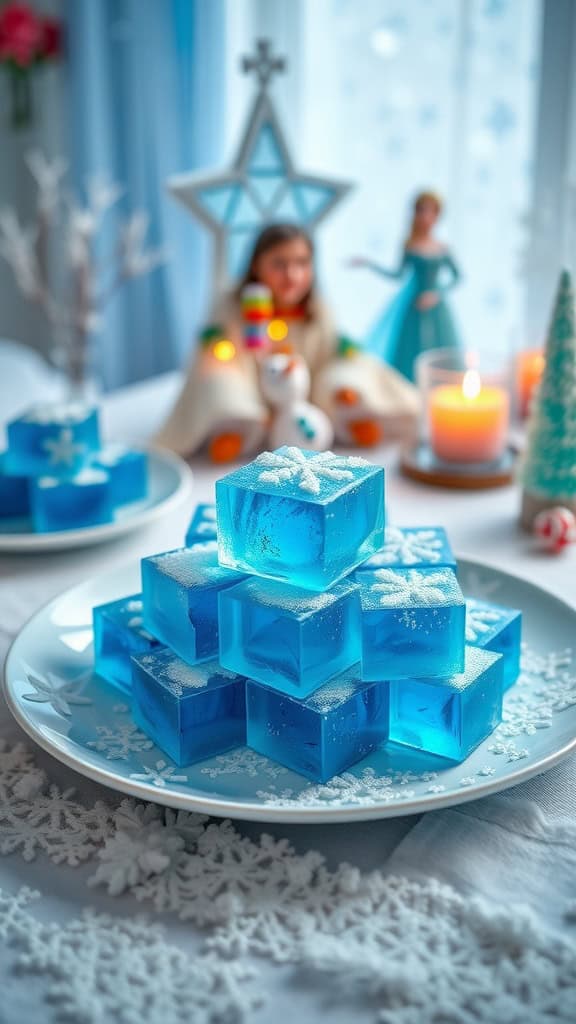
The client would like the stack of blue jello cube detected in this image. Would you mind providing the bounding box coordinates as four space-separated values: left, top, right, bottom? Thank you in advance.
93 446 521 783
0 403 148 532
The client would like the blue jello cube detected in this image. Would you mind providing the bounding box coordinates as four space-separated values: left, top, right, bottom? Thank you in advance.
358 525 456 572
246 666 389 783
388 646 503 762
185 503 217 545
0 453 29 518
216 446 385 590
132 650 246 766
141 541 246 664
93 594 162 694
466 598 522 690
356 566 465 680
92 446 148 505
219 576 360 698
29 468 114 532
5 402 100 477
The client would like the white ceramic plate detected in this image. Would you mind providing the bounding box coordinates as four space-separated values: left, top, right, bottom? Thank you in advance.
0 448 193 552
4 557 576 823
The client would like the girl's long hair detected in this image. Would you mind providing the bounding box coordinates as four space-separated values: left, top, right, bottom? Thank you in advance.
405 190 443 249
234 223 317 319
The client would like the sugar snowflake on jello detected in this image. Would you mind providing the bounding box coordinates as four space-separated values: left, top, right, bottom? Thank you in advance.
255 447 368 495
369 568 453 606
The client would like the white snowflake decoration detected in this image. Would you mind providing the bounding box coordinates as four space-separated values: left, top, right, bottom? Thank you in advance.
255 447 368 495
22 671 92 716
368 568 453 607
42 428 87 467
87 724 154 761
200 748 288 780
130 760 188 788
374 526 446 566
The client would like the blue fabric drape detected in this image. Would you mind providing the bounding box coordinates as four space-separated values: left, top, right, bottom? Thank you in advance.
65 0 226 390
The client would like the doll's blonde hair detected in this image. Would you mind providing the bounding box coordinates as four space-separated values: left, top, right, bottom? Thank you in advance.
406 191 443 247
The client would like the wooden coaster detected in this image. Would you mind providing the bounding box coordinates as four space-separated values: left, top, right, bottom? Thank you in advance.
400 443 516 490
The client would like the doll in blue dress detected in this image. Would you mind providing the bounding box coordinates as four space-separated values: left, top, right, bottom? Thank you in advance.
351 191 461 382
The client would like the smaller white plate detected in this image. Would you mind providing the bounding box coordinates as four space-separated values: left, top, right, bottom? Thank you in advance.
0 447 193 552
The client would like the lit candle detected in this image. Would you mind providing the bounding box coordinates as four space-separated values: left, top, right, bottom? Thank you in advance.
516 349 545 418
429 369 509 463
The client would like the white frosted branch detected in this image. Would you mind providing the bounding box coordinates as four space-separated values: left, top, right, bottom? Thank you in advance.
87 176 124 217
0 207 41 298
26 150 67 216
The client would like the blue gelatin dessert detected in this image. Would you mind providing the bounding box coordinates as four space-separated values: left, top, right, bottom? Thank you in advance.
388 646 504 762
185 503 217 546
5 403 100 477
358 526 456 573
141 541 246 664
0 453 29 519
93 594 162 694
356 566 465 680
216 446 385 590
219 576 360 698
92 446 148 505
132 650 246 766
466 598 522 690
246 666 389 782
29 468 113 532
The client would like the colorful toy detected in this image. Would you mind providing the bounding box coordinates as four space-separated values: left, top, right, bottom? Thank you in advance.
351 191 461 383
241 284 273 350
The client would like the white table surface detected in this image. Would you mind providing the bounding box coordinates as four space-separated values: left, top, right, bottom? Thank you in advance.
1 372 575 1024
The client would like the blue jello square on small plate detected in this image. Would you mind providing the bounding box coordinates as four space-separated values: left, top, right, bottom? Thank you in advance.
29 468 114 532
5 402 100 477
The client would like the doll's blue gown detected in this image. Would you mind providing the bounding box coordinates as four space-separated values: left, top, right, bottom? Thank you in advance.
363 249 461 382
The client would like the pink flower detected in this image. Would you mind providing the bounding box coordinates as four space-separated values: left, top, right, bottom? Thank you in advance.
0 2 43 67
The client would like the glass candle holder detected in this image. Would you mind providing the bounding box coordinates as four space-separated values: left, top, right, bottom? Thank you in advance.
416 348 511 465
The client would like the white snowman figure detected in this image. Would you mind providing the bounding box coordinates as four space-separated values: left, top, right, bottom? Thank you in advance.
260 352 334 451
